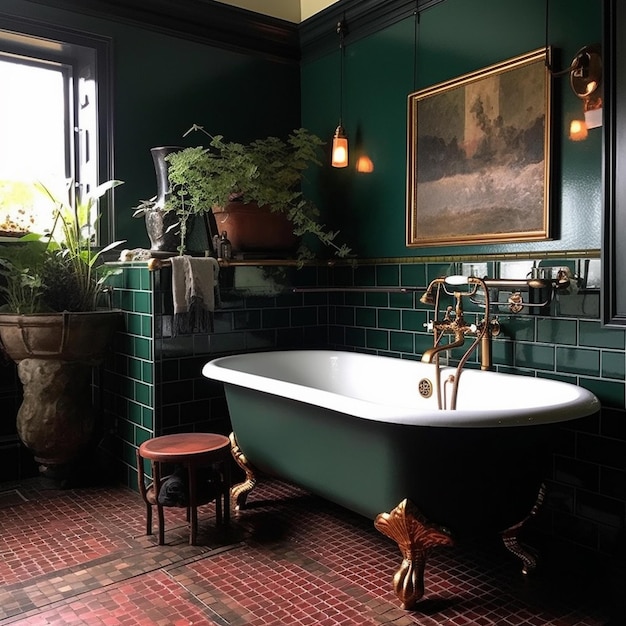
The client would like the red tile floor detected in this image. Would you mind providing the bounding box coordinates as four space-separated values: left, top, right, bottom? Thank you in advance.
0 476 621 625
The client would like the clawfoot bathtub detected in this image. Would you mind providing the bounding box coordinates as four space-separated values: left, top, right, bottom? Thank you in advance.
202 350 599 609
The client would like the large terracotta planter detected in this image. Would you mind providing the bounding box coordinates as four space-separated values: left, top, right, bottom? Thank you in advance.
0 311 122 474
212 202 298 255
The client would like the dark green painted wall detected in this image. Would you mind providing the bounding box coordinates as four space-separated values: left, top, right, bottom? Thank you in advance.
2 0 301 249
2 0 601 260
302 0 602 258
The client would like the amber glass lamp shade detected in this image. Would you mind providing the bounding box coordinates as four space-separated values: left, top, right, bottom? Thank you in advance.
356 155 374 173
569 119 588 141
331 126 348 168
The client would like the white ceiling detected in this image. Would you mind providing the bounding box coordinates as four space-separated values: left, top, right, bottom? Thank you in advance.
213 0 341 23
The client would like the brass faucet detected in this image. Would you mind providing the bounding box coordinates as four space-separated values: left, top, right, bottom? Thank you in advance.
420 276 497 409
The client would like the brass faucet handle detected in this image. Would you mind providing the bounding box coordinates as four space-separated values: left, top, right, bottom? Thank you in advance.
508 292 524 313
490 318 501 337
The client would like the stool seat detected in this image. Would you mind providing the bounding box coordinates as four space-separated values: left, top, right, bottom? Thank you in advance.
137 433 231 545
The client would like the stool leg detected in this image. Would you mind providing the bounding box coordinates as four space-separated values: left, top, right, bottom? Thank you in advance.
153 462 165 545
136 449 153 537
188 463 197 545
223 458 231 526
215 477 224 526
157 505 165 545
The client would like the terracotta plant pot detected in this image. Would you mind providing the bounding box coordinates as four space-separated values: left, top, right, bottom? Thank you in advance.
212 202 299 255
0 311 122 474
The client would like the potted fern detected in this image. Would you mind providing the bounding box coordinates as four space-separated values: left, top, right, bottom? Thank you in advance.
162 126 352 260
0 179 124 478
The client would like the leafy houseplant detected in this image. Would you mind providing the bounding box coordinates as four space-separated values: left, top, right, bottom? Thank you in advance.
0 180 125 480
163 126 352 259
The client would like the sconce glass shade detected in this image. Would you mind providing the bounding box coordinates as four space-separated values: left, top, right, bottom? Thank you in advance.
584 97 603 129
331 125 348 168
569 119 588 141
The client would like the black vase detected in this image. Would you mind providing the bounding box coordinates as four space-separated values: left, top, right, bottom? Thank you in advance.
145 146 182 257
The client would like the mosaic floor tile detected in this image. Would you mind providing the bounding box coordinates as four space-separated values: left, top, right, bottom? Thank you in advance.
0 476 617 625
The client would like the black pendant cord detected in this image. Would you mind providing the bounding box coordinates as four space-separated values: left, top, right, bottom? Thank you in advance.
337 18 346 127
544 0 552 72
544 0 562 75
544 0 577 78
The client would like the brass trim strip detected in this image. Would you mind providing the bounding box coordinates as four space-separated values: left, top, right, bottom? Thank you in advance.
107 249 601 271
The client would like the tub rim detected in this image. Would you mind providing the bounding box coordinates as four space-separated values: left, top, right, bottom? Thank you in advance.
202 350 600 428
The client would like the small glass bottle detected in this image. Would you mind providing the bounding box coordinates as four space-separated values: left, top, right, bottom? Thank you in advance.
218 231 232 260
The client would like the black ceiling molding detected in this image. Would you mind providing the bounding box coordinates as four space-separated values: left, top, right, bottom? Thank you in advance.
19 0 300 65
15 0 446 64
300 0 445 62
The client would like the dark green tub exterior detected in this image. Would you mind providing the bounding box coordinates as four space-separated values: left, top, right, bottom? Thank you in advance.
223 383 555 539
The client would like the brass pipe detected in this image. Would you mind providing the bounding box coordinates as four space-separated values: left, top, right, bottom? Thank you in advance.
448 280 490 408
431 327 443 410
480 331 492 370
292 287 420 293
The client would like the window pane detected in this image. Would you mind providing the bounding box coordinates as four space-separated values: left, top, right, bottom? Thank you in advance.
0 57 68 236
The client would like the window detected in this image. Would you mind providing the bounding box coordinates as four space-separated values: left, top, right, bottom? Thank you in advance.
0 17 112 241
0 53 69 235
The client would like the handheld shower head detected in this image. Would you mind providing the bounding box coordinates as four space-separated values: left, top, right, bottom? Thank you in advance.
420 283 436 305
444 275 469 286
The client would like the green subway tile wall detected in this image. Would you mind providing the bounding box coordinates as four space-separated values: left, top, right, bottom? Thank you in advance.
101 265 156 487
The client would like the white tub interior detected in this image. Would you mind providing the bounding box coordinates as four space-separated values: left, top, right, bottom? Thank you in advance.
203 350 600 427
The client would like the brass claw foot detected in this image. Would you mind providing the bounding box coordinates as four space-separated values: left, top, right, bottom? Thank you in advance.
374 499 454 610
229 432 257 510
500 483 546 574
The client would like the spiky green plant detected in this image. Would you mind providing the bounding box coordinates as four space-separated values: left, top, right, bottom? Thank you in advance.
38 179 125 311
0 180 124 313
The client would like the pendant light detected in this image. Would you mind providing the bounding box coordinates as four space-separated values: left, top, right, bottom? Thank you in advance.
331 19 348 168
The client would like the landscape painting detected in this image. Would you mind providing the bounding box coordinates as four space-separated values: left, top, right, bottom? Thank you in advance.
406 48 551 247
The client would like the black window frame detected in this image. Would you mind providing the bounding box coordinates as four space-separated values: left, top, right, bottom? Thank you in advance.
0 13 114 243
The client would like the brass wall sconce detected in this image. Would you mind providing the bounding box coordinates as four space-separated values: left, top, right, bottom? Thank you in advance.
565 44 602 140
331 20 349 168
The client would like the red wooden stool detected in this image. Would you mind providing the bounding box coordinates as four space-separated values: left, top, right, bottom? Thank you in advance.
136 432 231 545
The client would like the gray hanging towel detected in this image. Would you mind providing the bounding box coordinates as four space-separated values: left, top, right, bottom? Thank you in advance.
170 255 219 335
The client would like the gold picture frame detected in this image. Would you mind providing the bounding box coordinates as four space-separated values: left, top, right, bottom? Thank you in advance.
406 48 552 247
